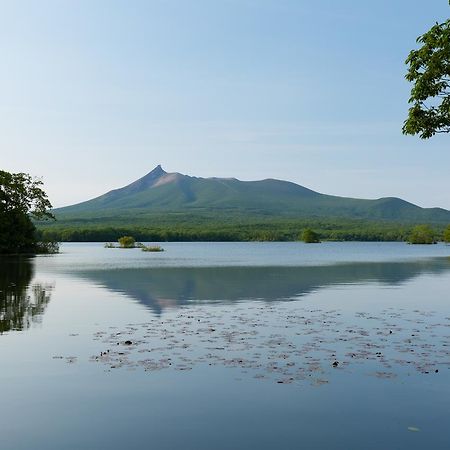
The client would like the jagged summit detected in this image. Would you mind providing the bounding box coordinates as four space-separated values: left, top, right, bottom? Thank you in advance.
112 165 170 195
54 166 450 223
147 164 166 177
137 164 167 184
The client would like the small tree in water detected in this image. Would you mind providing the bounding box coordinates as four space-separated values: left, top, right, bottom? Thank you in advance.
408 225 436 244
118 236 136 248
302 228 320 243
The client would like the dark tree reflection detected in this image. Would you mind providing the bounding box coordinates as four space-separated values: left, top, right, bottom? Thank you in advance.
0 257 53 333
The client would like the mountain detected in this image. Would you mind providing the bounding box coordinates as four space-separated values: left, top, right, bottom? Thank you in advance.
54 165 450 223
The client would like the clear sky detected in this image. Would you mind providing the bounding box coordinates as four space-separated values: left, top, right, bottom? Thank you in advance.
1 0 449 208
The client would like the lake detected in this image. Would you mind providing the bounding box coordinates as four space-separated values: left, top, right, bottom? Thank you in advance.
1 242 449 450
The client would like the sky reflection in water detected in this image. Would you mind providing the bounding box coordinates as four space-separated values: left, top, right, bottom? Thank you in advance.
0 243 449 450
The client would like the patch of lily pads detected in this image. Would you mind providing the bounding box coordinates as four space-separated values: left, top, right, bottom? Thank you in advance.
56 302 449 387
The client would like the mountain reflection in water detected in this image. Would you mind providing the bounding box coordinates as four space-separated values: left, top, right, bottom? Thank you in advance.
75 258 450 314
0 257 53 333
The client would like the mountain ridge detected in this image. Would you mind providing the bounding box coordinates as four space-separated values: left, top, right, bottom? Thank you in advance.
54 165 450 223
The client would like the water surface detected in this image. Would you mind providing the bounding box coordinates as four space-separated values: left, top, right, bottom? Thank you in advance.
1 242 449 450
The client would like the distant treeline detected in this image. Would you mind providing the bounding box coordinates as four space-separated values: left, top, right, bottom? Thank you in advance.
36 218 450 243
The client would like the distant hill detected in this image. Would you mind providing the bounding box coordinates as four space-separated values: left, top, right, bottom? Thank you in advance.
54 165 450 224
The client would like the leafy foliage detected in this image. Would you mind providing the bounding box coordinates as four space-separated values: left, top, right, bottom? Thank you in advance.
408 224 436 244
0 170 56 254
118 236 136 248
403 18 450 138
0 171 54 220
444 224 450 243
302 228 320 243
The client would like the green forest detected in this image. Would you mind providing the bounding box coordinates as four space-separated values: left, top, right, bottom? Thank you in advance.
36 215 450 243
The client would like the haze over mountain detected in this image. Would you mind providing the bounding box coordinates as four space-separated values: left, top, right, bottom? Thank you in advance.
54 165 450 223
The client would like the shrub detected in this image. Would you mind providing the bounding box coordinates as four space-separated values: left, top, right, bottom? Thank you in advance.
118 236 136 248
407 225 436 244
302 228 320 243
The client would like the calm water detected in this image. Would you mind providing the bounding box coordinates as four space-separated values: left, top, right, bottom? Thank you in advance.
1 242 449 450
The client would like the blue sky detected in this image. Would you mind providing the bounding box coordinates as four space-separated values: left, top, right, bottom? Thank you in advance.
1 0 449 208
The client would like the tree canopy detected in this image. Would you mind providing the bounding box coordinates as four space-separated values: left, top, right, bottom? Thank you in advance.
118 236 136 248
302 228 320 243
0 171 54 220
403 17 450 138
0 170 54 254
408 224 436 244
444 225 450 243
